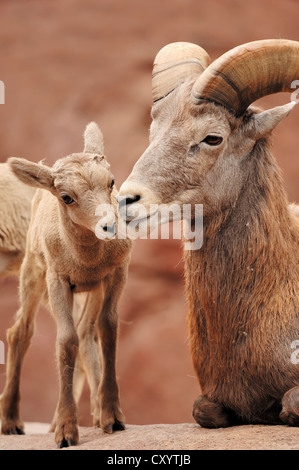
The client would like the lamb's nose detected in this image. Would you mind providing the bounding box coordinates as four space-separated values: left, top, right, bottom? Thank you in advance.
102 221 115 234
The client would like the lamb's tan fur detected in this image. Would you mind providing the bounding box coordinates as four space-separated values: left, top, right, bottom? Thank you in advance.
0 163 35 278
0 123 132 447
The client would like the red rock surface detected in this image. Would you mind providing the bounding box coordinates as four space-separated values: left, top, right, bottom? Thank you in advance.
0 0 299 444
1 422 299 450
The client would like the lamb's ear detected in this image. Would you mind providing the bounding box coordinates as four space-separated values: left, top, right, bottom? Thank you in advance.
248 102 297 139
83 122 104 154
8 157 54 191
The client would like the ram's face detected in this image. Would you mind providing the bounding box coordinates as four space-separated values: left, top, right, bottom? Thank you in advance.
118 40 299 229
118 83 242 222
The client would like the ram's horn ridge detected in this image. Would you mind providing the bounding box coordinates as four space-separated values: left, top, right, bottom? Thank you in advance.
192 39 299 115
152 42 211 102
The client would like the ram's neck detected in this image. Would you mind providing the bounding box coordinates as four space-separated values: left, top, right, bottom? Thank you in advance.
184 139 298 332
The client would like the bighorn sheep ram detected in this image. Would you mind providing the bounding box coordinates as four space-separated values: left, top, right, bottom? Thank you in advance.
0 122 132 447
0 163 35 279
118 40 299 427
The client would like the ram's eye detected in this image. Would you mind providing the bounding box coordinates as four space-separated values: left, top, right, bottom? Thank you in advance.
61 194 74 205
110 178 115 190
202 135 223 146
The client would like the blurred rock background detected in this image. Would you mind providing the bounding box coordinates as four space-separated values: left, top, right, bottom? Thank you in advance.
0 0 298 427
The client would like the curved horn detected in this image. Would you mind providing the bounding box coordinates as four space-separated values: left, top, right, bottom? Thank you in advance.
152 42 211 102
192 39 299 115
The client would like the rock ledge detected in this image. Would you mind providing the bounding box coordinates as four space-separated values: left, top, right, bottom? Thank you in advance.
0 422 298 450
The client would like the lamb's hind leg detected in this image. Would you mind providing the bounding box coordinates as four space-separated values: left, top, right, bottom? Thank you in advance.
192 395 240 428
75 289 104 429
78 281 125 433
280 386 299 426
0 261 45 434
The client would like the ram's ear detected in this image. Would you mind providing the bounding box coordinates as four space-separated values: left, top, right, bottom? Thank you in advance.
247 102 296 140
8 157 54 191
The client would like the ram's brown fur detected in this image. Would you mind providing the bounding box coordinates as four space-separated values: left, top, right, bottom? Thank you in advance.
118 74 299 427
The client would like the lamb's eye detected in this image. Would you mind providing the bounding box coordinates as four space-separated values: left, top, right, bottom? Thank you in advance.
202 135 223 146
110 178 115 190
61 194 74 205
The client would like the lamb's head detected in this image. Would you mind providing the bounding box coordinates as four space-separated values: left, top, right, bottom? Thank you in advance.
118 40 299 224
9 122 116 236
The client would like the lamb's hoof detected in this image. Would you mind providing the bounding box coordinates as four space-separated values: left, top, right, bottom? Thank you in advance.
57 438 77 448
3 425 25 435
55 420 79 448
1 418 25 435
104 419 126 434
113 419 126 431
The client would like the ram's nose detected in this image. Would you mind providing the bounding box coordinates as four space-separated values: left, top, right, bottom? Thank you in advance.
117 193 141 209
117 179 159 223
117 190 142 223
117 180 145 209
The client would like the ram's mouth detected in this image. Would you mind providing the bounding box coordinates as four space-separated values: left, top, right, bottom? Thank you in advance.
125 208 158 225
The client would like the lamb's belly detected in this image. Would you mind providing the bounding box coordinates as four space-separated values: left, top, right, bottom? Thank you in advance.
68 272 107 293
69 280 102 293
67 265 114 293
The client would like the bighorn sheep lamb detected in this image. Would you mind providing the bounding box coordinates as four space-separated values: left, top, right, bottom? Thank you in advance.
118 40 299 427
0 163 35 279
0 122 132 447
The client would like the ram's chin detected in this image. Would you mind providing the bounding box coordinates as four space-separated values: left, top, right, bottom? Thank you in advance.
125 216 156 240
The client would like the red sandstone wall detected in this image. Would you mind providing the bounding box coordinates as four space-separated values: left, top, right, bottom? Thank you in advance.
0 0 298 427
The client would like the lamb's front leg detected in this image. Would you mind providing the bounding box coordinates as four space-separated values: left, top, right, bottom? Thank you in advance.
47 271 79 448
97 268 127 433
